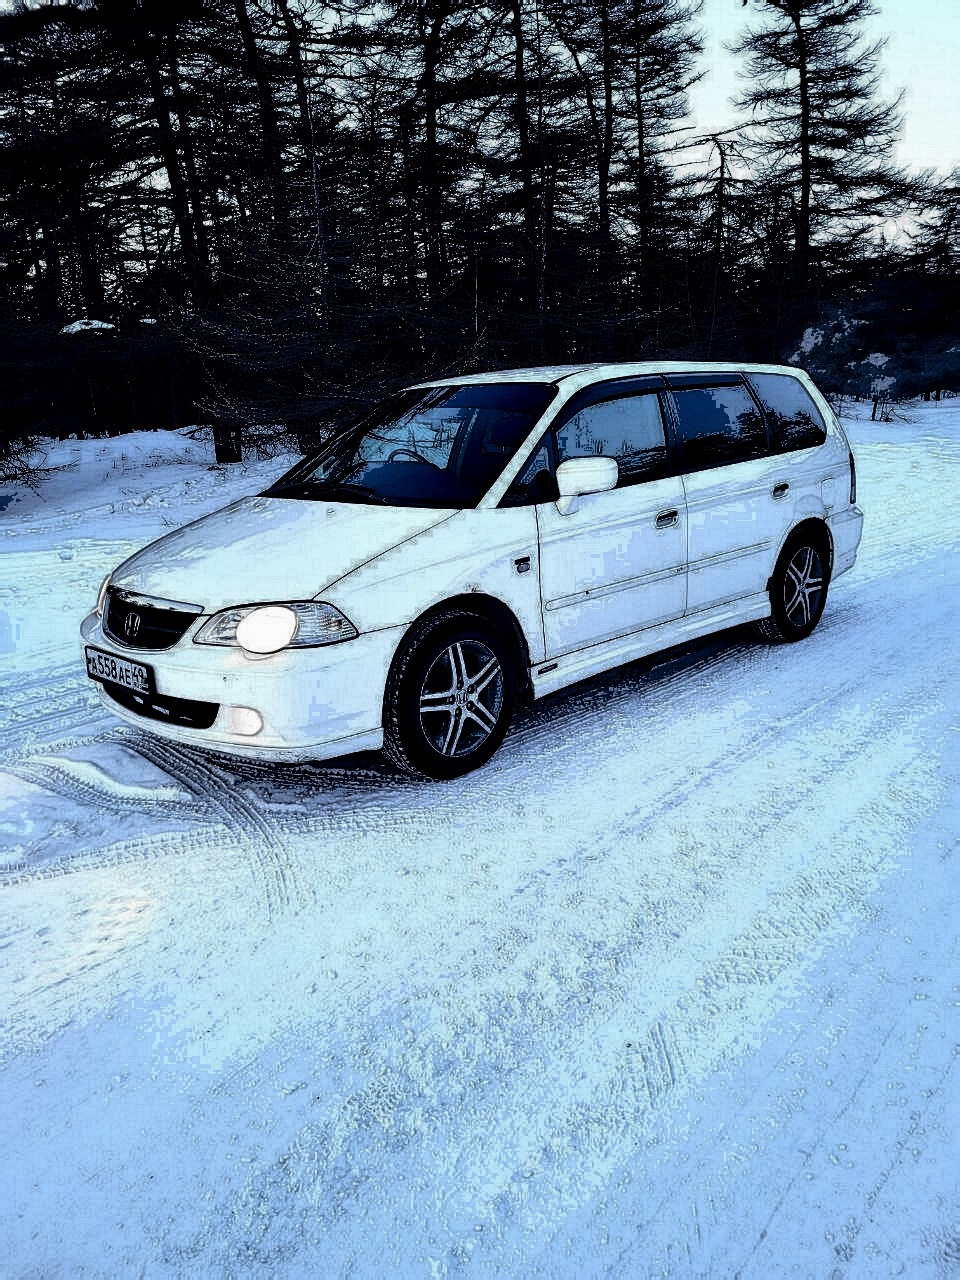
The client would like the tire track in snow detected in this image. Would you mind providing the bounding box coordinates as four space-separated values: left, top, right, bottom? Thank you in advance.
127 736 303 918
0 664 107 755
4 755 199 820
0 823 236 888
428 665 949 1254
197 651 949 1273
730 1040 956 1280
0 824 251 1069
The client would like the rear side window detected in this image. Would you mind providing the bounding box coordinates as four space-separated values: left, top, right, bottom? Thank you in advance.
555 393 668 486
749 373 827 452
669 384 767 471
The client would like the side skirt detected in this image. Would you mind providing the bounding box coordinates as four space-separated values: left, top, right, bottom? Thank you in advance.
529 593 771 700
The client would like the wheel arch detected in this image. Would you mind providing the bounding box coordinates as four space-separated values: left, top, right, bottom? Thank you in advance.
387 594 533 700
769 517 834 590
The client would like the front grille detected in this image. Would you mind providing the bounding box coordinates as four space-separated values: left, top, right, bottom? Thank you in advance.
103 683 220 730
103 586 202 651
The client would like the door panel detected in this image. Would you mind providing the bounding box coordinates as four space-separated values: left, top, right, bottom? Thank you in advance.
682 454 795 613
666 379 785 615
537 477 687 657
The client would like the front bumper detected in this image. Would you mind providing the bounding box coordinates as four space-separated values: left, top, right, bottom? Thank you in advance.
80 611 401 761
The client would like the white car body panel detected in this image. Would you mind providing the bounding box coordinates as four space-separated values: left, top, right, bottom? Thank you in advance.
322 507 543 653
529 591 774 699
537 476 687 656
828 507 864 576
110 496 455 610
681 453 788 614
81 361 865 767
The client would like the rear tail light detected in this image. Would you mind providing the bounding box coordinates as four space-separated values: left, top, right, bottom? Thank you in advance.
849 450 857 504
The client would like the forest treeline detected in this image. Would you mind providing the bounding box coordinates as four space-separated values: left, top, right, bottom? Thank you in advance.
1 0 958 465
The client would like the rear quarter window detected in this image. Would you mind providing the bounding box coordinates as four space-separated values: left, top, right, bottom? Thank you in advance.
749 373 827 452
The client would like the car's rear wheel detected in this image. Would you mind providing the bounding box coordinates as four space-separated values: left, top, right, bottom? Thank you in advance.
383 611 518 779
756 530 830 643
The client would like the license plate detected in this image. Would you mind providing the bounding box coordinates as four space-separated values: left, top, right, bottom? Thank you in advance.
85 646 153 695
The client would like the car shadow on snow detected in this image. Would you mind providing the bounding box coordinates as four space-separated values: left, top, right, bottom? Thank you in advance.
121 621 768 810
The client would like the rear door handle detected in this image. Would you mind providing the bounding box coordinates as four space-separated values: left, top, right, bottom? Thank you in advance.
655 509 679 529
772 482 790 499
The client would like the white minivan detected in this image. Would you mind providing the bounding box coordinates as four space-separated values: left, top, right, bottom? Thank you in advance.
81 362 863 778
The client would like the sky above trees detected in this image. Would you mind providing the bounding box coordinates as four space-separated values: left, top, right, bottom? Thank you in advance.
691 0 960 173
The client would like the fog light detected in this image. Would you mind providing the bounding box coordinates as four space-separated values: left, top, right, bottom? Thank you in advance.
227 705 263 736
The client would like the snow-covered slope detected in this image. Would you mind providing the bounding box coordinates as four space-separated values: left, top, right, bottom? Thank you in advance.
1 403 958 1275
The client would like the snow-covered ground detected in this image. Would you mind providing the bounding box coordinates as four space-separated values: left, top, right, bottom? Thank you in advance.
1 402 958 1276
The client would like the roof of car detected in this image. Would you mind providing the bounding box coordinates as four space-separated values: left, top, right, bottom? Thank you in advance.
413 361 810 397
411 364 598 386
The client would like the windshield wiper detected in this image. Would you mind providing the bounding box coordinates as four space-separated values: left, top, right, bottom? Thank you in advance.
268 480 389 505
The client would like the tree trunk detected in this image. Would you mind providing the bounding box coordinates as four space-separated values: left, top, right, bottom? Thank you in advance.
509 0 539 314
420 4 451 298
164 29 211 269
633 62 648 287
233 0 286 229
790 3 812 286
213 423 243 463
137 22 209 298
597 0 614 254
276 0 327 320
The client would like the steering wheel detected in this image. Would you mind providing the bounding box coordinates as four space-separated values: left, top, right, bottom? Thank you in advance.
387 447 434 466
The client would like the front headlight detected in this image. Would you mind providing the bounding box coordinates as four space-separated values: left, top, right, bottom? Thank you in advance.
193 601 358 653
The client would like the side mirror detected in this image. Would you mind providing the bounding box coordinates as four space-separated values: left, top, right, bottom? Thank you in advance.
555 455 618 514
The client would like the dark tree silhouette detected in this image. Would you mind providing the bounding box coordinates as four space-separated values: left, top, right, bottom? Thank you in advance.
0 0 954 468
728 0 907 292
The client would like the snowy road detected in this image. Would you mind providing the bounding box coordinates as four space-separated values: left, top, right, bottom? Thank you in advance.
2 408 958 1275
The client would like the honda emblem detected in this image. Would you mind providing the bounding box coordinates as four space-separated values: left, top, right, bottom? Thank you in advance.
124 610 141 640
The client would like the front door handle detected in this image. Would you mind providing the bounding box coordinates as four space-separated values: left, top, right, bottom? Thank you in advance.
655 509 679 529
772 481 790 499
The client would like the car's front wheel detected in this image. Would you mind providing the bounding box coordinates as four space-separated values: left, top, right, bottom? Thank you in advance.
383 611 518 779
756 530 830 643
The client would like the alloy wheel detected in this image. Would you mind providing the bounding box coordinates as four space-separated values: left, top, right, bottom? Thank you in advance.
783 545 824 627
418 639 504 758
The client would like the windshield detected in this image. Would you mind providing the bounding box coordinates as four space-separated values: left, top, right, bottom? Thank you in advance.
263 382 558 508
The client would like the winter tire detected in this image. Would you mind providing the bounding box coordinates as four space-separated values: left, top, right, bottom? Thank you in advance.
382 611 518 779
755 530 830 643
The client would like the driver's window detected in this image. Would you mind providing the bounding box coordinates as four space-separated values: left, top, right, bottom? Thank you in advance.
556 394 668 485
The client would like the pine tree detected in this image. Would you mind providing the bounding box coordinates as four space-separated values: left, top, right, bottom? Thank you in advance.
729 0 907 297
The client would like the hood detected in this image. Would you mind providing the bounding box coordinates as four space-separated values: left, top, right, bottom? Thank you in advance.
110 496 454 611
